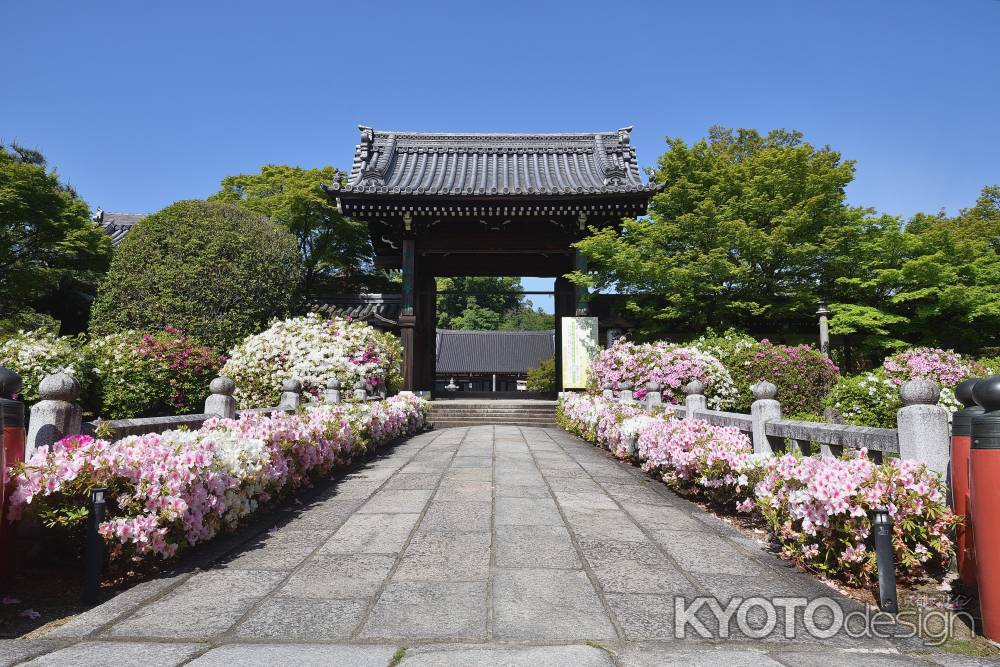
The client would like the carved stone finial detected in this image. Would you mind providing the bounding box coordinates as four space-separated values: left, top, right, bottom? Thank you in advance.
354 379 368 391
0 366 23 400
327 377 341 390
282 378 302 393
900 378 940 406
619 380 634 390
751 381 778 401
645 381 661 393
683 380 705 396
39 372 80 402
210 377 235 396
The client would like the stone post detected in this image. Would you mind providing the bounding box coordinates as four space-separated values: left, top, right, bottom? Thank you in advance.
601 384 614 400
897 378 950 477
750 381 782 455
324 377 342 405
817 300 831 356
278 378 302 412
353 380 368 402
203 377 236 419
25 372 82 458
618 381 634 404
644 381 662 412
683 380 706 419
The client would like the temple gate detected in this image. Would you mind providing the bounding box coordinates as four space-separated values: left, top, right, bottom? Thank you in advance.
325 126 660 393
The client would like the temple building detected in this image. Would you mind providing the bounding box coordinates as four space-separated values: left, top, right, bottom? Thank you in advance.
325 126 661 393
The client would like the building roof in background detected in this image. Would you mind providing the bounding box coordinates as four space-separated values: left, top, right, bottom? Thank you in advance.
329 126 661 198
309 294 401 327
436 329 554 374
93 209 147 245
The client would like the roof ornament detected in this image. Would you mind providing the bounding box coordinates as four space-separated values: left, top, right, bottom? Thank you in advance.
360 133 397 186
594 135 626 186
91 207 104 223
618 126 632 145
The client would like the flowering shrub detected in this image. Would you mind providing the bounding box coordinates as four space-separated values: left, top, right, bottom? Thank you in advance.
9 395 427 560
692 333 839 415
636 416 763 508
822 369 900 428
85 328 225 419
755 451 958 585
824 347 977 427
589 338 738 410
883 347 980 388
223 314 403 408
556 393 957 586
0 330 84 404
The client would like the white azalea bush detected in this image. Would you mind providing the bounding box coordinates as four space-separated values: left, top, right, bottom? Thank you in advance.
223 314 403 408
0 330 84 404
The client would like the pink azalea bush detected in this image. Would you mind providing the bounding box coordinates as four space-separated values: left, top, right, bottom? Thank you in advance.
755 451 958 585
8 394 426 561
557 393 957 586
883 347 979 388
589 339 738 410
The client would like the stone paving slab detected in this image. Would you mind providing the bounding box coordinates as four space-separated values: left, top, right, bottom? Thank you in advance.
13 425 985 664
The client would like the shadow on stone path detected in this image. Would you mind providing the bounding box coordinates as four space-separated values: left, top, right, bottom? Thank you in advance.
2 427 986 665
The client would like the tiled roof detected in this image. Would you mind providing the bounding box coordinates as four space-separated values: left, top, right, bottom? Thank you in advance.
436 329 554 374
309 294 401 326
95 211 147 245
329 126 661 198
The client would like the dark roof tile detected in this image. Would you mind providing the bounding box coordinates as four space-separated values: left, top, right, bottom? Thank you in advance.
436 329 554 374
330 126 661 198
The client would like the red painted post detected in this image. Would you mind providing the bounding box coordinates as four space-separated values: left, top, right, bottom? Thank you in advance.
953 378 983 587
0 367 25 579
971 376 1000 640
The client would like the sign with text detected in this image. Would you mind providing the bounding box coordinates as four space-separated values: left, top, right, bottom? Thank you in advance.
561 317 599 389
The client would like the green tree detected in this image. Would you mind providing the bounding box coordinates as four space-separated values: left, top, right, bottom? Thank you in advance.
828 192 1000 359
436 277 525 330
90 200 303 350
569 127 856 339
212 165 371 295
0 143 112 333
500 304 555 331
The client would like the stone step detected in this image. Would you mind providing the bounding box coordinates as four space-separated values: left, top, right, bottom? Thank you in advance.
432 421 557 429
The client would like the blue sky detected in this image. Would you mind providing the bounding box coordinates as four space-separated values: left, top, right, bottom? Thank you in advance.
4 0 998 313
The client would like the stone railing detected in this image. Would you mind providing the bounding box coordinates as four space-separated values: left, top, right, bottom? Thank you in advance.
601 376 951 477
10 371 385 459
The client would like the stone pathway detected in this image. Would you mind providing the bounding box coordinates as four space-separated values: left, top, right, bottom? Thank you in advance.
2 427 984 665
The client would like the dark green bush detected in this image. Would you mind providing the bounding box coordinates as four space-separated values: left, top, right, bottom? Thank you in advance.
527 357 556 393
89 200 302 350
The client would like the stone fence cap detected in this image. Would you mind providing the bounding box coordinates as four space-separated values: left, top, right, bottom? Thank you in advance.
282 378 303 393
210 377 236 396
900 378 940 406
683 380 705 396
39 372 81 402
751 380 778 401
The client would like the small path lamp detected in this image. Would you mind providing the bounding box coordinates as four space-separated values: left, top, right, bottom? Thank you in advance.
83 486 108 604
872 506 898 613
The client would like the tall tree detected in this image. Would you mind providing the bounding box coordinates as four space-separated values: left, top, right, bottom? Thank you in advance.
569 127 856 339
212 165 371 295
0 143 112 333
435 276 553 330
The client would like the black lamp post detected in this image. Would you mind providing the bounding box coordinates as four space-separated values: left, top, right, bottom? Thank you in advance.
872 506 898 613
82 486 107 604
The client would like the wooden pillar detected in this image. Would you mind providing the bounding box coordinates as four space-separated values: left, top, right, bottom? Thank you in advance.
554 276 576 393
417 271 437 392
400 238 417 391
